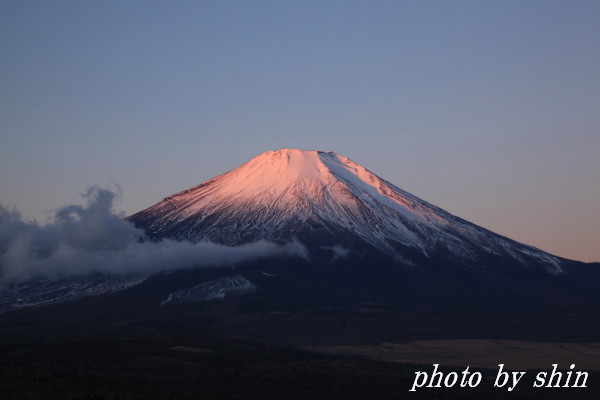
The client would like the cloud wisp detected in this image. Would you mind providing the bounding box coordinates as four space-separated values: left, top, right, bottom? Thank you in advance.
0 187 306 284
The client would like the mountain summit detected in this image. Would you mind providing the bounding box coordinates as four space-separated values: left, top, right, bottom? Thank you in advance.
129 148 563 273
4 149 600 368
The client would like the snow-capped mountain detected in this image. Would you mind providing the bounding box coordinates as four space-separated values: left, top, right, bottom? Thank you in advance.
128 148 563 273
2 149 599 352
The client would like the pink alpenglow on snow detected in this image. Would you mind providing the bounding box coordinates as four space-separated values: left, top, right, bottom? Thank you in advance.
129 149 564 273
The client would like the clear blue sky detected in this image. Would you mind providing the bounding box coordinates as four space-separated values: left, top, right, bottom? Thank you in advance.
1 0 599 262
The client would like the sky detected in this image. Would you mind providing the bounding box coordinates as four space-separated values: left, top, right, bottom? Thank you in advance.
1 0 599 262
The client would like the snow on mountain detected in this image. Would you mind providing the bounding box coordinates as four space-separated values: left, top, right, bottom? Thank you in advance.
160 275 256 306
128 149 562 273
0 274 147 313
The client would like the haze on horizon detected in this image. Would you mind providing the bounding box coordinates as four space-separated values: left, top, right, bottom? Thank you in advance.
1 1 599 262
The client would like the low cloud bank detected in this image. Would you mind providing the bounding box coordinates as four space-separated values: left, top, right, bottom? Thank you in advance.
0 187 306 284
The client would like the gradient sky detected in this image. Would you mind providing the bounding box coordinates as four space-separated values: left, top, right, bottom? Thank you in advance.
1 0 599 262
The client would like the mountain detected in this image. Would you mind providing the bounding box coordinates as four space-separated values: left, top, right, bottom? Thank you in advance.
129 148 564 273
3 148 594 319
2 149 600 400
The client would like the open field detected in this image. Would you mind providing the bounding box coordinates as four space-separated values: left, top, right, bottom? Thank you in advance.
305 339 600 371
1 328 600 400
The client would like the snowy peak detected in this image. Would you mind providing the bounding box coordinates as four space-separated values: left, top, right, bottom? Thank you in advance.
129 149 564 274
192 148 417 213
242 149 334 181
215 148 383 197
216 149 338 198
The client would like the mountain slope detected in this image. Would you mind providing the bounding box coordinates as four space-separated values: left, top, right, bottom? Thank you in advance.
129 148 564 272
